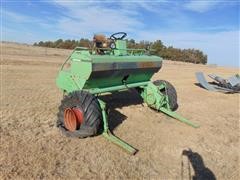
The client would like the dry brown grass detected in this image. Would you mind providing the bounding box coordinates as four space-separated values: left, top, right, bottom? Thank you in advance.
0 42 239 179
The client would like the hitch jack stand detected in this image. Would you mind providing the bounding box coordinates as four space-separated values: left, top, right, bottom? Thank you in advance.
157 83 200 128
158 86 199 128
98 99 137 155
159 107 199 128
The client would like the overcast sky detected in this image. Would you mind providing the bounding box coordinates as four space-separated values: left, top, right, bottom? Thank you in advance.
1 1 239 67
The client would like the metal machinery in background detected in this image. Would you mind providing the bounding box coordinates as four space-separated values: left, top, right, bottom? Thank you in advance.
56 32 199 154
196 72 240 93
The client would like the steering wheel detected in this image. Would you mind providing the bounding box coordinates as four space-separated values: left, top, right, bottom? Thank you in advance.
110 32 127 40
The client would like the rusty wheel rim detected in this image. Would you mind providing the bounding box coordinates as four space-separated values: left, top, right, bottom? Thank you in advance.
64 107 84 131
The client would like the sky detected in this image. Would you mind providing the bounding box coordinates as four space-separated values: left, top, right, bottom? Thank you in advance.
1 0 239 67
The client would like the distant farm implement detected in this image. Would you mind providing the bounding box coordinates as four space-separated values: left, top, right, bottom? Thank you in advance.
56 32 199 154
196 72 240 93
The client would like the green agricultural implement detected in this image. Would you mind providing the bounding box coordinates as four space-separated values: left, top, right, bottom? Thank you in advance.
56 32 199 154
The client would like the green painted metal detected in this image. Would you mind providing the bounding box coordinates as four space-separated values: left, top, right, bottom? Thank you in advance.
140 82 166 109
88 81 149 94
98 99 137 154
56 45 162 93
159 107 199 128
140 82 199 128
56 35 199 154
113 40 127 55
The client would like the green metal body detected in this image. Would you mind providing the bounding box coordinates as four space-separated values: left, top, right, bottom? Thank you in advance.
56 39 199 154
56 40 162 94
141 82 199 128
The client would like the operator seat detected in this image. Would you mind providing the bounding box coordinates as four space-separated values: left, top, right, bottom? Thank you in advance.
93 34 108 55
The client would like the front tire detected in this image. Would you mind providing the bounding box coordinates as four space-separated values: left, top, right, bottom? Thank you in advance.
57 91 102 138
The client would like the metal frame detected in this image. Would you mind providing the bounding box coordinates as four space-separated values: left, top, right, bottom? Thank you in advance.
95 82 199 154
140 82 199 128
98 99 137 154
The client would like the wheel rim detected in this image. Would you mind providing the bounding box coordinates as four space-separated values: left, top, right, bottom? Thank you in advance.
64 107 84 131
72 107 84 124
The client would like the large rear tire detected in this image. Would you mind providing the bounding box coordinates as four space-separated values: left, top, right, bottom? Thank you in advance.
153 80 178 111
57 91 102 138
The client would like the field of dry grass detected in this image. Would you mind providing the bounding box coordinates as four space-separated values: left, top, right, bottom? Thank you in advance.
0 42 239 179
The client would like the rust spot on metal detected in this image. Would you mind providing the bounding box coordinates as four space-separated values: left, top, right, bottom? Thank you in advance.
138 62 155 68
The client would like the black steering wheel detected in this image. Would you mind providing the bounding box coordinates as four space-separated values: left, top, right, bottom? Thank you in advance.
110 32 127 40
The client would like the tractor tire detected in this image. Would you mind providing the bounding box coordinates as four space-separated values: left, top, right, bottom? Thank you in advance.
57 91 102 138
153 80 178 111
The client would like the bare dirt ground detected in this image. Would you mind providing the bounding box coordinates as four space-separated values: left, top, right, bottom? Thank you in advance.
0 42 239 180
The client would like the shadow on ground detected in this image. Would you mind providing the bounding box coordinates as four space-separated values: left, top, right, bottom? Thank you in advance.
99 90 143 131
194 83 206 90
181 148 216 180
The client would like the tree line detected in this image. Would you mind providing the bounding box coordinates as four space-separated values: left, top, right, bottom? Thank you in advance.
33 38 207 64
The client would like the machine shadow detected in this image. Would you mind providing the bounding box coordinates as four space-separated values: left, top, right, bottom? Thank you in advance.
194 83 207 90
107 109 127 132
99 90 143 131
194 83 234 94
182 149 216 180
100 89 143 109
